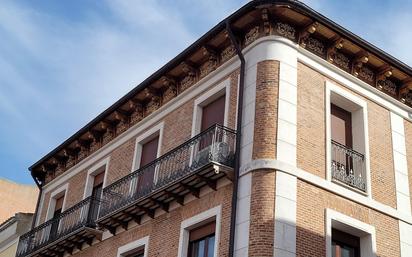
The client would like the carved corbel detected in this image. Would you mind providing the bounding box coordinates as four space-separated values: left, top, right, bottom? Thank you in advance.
63 148 78 166
112 110 128 123
41 164 54 176
400 78 412 102
200 46 218 77
327 38 344 63
143 87 161 108
261 8 271 35
376 65 393 90
181 61 197 77
299 22 319 47
352 52 369 77
161 75 178 96
86 130 103 143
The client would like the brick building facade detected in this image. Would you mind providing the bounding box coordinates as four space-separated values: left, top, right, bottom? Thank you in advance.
17 1 412 257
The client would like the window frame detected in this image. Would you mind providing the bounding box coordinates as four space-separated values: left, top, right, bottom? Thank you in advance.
325 81 371 196
45 183 69 222
117 236 149 257
325 209 376 257
82 156 110 199
191 80 230 137
131 122 164 173
177 206 221 257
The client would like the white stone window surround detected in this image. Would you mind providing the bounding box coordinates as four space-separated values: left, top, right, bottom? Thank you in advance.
177 205 221 257
191 79 231 137
117 236 149 257
82 156 110 199
325 81 372 196
325 209 377 257
45 183 69 221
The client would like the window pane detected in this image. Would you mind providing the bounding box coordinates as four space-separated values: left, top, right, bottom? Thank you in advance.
197 240 205 257
207 235 215 257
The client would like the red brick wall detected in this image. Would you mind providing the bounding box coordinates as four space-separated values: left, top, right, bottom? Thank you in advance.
296 62 397 208
37 71 239 225
71 184 233 257
296 180 401 257
252 61 279 160
297 63 326 179
248 61 279 257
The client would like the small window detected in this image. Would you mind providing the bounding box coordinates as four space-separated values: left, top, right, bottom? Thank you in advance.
188 221 216 257
137 136 159 191
200 95 225 132
50 195 65 238
332 229 360 257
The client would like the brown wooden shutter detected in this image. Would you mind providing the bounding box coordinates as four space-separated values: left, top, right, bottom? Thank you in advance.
201 95 225 132
331 104 353 148
189 221 216 242
140 136 159 167
136 136 159 191
93 172 105 187
55 195 64 211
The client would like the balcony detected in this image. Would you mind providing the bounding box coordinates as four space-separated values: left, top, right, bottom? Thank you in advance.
331 140 366 192
97 124 236 232
16 196 103 257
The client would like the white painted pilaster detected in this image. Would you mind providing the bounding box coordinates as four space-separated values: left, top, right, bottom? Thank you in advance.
399 221 412 257
390 112 411 216
273 40 298 257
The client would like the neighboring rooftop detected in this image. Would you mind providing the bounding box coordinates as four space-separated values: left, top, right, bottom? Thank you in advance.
30 0 412 185
0 179 38 224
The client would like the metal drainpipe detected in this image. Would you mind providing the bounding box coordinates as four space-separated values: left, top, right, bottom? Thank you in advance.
30 171 43 229
226 20 245 257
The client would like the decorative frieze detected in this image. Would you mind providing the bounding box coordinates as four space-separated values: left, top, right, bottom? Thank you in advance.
333 52 350 71
275 22 296 40
358 66 375 83
377 79 397 95
221 45 236 63
305 37 325 56
245 26 260 46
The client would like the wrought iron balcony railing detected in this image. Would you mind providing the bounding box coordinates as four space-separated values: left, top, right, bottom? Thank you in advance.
331 140 366 192
16 196 100 257
98 124 236 221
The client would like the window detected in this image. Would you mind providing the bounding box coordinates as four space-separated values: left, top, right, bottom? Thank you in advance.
88 171 105 221
136 136 159 192
332 229 360 257
199 95 225 149
326 81 371 194
50 195 64 238
177 206 221 257
191 79 230 137
326 209 376 257
188 221 216 257
117 236 149 257
200 95 225 132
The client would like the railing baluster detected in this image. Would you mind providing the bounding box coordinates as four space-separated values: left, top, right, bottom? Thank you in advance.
17 196 98 257
331 140 366 192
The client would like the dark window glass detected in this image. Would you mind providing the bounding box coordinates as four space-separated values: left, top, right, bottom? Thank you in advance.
188 221 216 257
332 229 360 257
89 172 104 222
127 250 144 257
50 195 64 239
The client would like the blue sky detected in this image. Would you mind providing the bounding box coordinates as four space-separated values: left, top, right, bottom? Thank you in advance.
1 0 411 185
